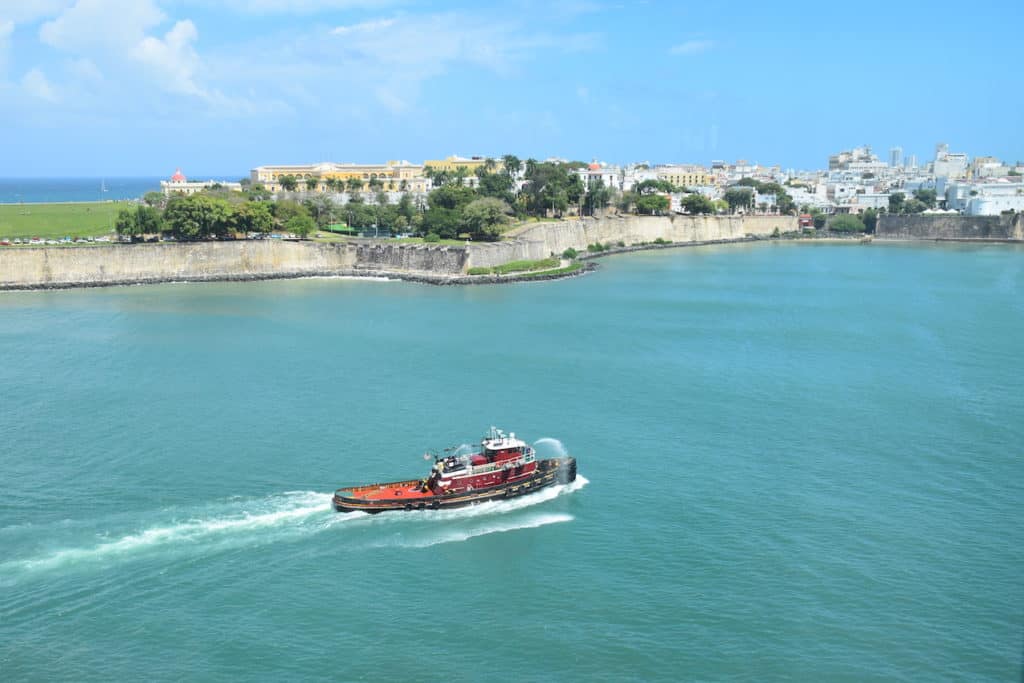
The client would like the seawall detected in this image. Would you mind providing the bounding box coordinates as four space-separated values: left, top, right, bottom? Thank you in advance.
466 214 795 268
0 240 467 290
877 213 1024 240
1 215 800 290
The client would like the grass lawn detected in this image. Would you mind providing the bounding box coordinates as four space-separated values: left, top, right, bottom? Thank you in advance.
0 202 123 240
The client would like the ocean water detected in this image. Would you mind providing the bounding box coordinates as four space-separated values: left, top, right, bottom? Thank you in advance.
1 243 1021 681
0 178 166 204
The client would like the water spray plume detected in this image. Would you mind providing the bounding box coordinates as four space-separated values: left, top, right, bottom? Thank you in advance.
533 437 568 457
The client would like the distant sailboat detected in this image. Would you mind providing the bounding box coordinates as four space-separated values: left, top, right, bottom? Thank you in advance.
100 179 108 193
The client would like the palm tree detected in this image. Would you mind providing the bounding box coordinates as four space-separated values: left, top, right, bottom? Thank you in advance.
279 175 298 193
346 177 364 193
304 177 319 193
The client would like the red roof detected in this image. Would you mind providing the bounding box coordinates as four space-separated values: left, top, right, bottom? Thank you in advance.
170 168 186 182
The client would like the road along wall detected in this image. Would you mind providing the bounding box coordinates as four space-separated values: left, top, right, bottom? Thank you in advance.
467 214 795 268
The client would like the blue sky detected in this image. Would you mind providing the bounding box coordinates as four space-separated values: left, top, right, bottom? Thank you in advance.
0 0 1021 177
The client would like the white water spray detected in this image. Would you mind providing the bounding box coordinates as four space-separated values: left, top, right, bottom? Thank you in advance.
533 437 569 457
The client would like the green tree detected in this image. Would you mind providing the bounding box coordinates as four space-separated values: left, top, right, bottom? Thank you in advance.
286 213 315 237
913 188 937 209
635 194 669 215
246 184 271 202
903 198 927 214
346 177 365 193
142 191 164 208
236 202 274 234
583 178 612 216
279 175 298 192
829 214 866 232
724 187 754 213
501 154 521 177
861 208 878 234
635 179 678 194
273 199 310 226
461 197 511 240
428 183 477 211
477 171 515 204
304 195 336 229
164 194 234 240
888 192 905 214
813 213 827 229
114 208 140 238
521 161 579 217
397 193 416 224
681 193 714 215
422 207 461 239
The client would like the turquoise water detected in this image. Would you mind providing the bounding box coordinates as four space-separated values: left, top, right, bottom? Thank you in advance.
1 243 1021 681
0 178 163 204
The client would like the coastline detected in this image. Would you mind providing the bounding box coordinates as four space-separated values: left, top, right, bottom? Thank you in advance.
2 212 1021 292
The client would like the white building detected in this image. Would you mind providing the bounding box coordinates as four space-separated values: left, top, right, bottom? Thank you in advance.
575 162 622 192
161 169 242 196
946 180 1024 215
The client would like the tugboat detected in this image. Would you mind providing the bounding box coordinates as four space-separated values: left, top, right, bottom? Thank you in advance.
332 428 577 513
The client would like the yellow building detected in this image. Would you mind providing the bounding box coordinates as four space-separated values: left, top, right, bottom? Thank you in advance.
422 155 501 175
250 160 429 193
656 165 713 188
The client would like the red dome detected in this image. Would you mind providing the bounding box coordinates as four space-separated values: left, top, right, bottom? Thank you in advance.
170 168 186 182
588 162 601 170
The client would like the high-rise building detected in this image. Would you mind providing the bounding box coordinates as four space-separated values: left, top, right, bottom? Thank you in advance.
905 154 918 169
889 146 903 168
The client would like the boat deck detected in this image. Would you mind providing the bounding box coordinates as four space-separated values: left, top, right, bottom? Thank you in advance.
338 479 433 501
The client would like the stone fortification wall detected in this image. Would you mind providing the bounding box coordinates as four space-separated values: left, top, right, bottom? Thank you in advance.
877 213 1023 240
467 214 795 268
0 240 467 290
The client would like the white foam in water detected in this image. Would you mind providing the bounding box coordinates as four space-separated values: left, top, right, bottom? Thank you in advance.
391 513 574 548
9 491 337 573
6 476 589 573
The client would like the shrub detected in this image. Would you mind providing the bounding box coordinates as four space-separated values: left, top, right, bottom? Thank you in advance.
771 227 781 238
829 215 866 233
653 237 668 245
423 233 441 243
616 240 625 247
467 266 491 275
562 247 578 259
587 243 605 253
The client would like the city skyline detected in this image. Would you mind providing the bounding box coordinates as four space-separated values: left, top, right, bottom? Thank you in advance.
1 0 1022 176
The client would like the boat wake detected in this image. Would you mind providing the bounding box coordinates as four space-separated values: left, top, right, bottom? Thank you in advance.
2 477 588 579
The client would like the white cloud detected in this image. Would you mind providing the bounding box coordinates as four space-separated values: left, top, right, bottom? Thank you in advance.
669 39 714 56
205 0 398 14
133 19 204 97
0 1 73 25
66 57 102 81
0 19 12 76
40 0 164 51
331 18 395 35
22 67 59 101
